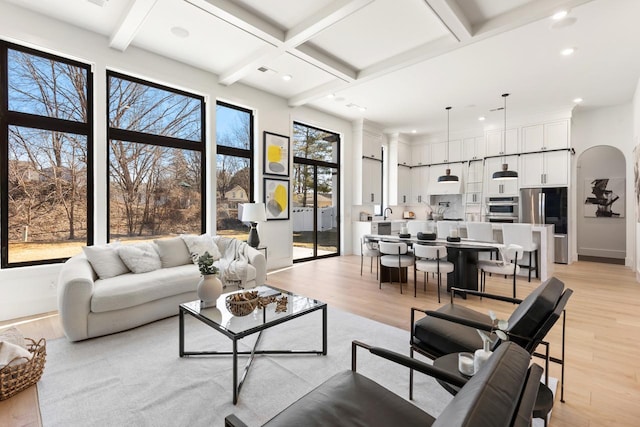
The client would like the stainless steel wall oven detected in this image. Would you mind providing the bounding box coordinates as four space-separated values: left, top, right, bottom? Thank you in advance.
485 196 519 223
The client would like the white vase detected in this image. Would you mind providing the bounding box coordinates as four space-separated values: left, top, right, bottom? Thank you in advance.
473 340 493 374
197 274 223 307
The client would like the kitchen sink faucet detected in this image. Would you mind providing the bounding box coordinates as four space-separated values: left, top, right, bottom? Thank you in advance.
383 207 393 220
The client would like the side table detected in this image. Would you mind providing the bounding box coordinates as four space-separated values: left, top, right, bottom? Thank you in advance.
433 352 553 426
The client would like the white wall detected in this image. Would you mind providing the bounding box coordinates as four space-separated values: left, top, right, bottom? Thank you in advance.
633 77 640 279
0 3 353 320
571 103 635 267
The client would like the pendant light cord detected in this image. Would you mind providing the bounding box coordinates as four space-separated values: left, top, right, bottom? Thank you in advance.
502 93 508 164
446 106 451 164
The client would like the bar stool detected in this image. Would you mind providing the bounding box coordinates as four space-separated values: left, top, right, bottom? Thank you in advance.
360 237 380 279
502 223 539 282
413 244 453 302
465 222 497 261
436 221 457 239
379 241 414 294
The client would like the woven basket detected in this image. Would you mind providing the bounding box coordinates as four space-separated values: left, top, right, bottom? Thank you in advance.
0 338 46 401
225 295 259 317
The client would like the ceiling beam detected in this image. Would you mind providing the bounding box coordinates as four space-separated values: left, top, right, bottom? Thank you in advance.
185 0 284 46
423 0 473 42
285 0 374 46
288 79 352 107
109 0 159 51
188 0 367 86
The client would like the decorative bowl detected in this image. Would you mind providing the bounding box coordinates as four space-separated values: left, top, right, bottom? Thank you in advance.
225 292 259 316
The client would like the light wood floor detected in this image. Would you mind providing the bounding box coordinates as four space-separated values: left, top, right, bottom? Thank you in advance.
2 256 639 426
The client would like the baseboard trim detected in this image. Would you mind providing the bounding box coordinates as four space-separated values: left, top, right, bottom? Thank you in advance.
577 255 625 265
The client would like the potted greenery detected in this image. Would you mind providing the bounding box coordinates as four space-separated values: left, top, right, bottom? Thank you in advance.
196 251 222 306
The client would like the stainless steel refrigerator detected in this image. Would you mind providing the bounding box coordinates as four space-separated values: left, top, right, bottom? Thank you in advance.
520 187 568 264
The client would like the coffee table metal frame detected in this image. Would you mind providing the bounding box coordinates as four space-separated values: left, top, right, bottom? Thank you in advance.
179 285 327 404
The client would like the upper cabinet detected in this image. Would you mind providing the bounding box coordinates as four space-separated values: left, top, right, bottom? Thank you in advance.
521 120 570 152
397 165 412 205
363 130 383 159
486 128 518 156
431 140 461 164
462 136 485 161
411 144 430 166
520 151 569 187
397 141 411 166
362 158 382 204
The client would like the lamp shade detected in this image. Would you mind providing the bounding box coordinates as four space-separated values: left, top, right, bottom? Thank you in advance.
241 203 267 222
492 163 518 180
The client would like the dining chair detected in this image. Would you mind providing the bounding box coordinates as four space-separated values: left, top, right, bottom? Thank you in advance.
465 222 497 261
478 244 523 298
413 244 453 302
502 223 539 282
361 237 380 279
378 241 414 294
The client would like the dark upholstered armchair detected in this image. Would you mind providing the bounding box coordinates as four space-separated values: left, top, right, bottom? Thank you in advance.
410 276 571 401
225 341 542 427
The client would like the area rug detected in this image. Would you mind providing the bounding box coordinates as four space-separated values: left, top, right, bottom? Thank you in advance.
37 306 553 426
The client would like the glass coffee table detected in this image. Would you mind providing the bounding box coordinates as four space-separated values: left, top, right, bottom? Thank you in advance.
179 285 327 404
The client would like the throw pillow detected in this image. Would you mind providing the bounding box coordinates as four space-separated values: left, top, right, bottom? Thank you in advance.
181 234 222 264
82 243 130 280
155 237 192 268
0 341 32 368
0 326 26 349
117 243 162 274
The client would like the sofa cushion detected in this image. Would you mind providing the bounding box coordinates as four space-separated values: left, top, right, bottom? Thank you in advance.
117 243 162 274
181 234 222 262
155 237 192 268
264 370 435 427
82 243 130 279
91 264 200 313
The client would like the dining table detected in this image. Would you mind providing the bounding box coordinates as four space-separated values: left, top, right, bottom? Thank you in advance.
364 234 503 296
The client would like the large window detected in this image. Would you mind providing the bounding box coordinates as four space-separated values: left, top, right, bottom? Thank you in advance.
292 122 340 261
215 102 254 239
1 42 93 267
107 72 204 242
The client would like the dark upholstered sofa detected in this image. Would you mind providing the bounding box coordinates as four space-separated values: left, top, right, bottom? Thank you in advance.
225 341 542 427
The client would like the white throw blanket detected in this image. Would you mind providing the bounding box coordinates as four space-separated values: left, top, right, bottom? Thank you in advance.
213 237 249 285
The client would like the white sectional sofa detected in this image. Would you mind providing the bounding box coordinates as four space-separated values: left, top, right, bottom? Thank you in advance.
57 235 266 342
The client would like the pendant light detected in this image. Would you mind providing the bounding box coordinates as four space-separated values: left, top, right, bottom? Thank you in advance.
492 93 518 180
438 106 459 183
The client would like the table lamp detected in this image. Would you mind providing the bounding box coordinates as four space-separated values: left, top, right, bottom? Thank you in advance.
241 202 267 248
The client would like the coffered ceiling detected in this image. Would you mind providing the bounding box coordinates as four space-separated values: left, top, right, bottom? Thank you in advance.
4 0 640 137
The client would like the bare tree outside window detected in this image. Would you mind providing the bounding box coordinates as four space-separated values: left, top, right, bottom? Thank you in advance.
216 102 253 239
107 73 204 241
2 45 92 266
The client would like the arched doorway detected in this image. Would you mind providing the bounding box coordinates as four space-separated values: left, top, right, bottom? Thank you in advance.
576 145 626 263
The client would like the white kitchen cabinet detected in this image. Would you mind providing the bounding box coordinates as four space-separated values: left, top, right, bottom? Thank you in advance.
544 120 570 150
431 140 461 164
462 136 485 161
411 166 429 204
397 165 412 205
363 130 383 159
486 128 518 156
485 156 519 196
520 150 569 187
521 120 569 152
397 142 411 166
362 157 382 204
411 144 430 166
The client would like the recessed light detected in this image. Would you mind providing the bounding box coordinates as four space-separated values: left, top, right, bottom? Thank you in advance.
282 74 292 81
170 26 189 38
358 106 367 112
326 93 335 99
552 10 568 20
478 116 486 121
411 130 417 134
561 47 575 56
573 98 583 103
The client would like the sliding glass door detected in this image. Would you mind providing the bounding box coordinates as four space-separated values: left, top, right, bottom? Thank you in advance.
292 123 339 262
